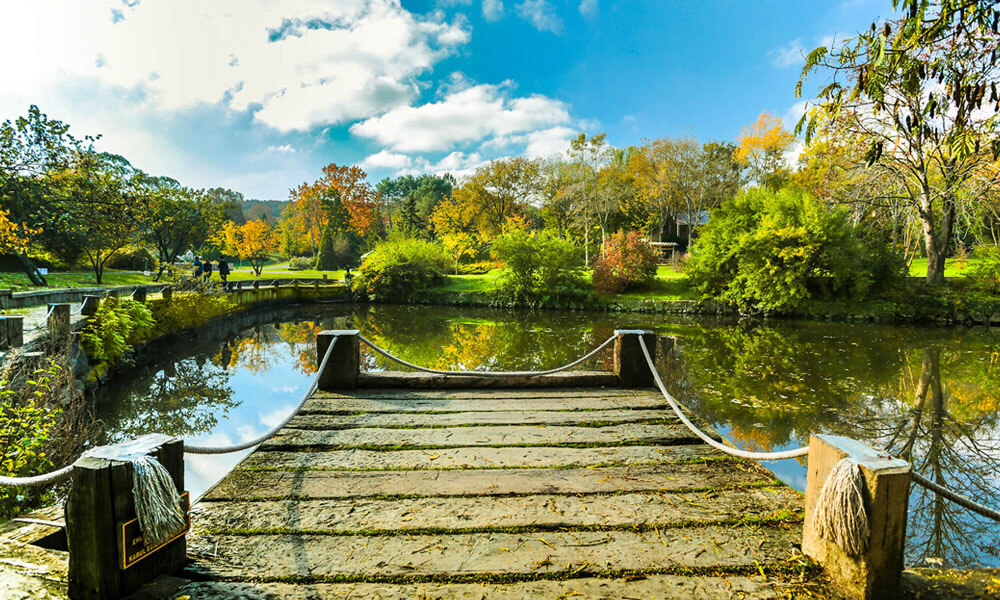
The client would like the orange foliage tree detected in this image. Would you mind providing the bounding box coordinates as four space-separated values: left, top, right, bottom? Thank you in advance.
286 164 379 255
735 112 794 190
215 219 279 276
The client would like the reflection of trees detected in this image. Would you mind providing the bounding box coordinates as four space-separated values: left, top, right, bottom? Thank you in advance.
100 358 238 441
277 321 323 374
351 305 617 372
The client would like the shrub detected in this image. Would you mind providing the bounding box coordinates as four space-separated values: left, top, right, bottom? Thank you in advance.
80 297 155 363
287 256 314 271
351 236 449 302
592 231 658 294
105 246 157 271
317 229 360 270
967 244 1000 293
491 230 589 305
687 187 899 313
149 292 237 335
0 365 60 518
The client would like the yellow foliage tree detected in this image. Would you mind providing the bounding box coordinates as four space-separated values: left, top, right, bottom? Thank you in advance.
0 209 38 255
735 112 794 190
215 219 279 276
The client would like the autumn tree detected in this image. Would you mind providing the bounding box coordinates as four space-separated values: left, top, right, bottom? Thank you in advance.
430 195 481 273
0 209 37 256
734 113 794 190
144 178 225 280
216 219 279 276
453 157 541 237
798 0 1000 284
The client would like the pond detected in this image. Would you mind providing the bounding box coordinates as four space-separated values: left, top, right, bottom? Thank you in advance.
95 303 1000 569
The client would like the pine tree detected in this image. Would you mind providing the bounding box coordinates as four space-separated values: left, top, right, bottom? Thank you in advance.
399 195 423 235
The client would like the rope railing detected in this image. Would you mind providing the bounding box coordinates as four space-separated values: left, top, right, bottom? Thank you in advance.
636 335 809 460
22 305 58 332
359 333 617 377
910 470 1000 522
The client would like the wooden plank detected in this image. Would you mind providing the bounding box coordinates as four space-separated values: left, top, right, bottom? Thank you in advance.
312 387 651 400
284 409 674 429
236 444 723 471
358 371 620 389
176 574 804 599
201 463 776 501
185 525 802 580
300 395 669 414
192 488 801 534
260 423 715 450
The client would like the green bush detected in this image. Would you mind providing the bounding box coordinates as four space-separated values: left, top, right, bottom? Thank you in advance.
352 236 449 301
592 231 658 294
287 256 314 271
317 229 360 270
687 187 900 313
967 244 1000 294
80 297 155 363
105 246 157 271
491 230 589 306
149 292 236 335
457 261 501 275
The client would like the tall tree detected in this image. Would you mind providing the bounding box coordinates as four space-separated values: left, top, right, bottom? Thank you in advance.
144 179 224 280
453 157 541 237
734 113 794 190
798 0 1000 283
568 133 612 263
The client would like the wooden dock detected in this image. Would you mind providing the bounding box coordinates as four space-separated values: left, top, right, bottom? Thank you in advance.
182 376 819 598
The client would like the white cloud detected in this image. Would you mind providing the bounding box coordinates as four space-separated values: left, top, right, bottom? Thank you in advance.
350 82 570 152
483 0 504 21
768 39 806 68
0 0 470 132
783 100 809 129
579 0 598 17
360 149 414 170
481 125 577 158
267 144 296 154
515 0 563 34
260 405 294 429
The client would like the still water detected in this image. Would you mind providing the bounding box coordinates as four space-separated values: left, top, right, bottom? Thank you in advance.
96 303 1000 569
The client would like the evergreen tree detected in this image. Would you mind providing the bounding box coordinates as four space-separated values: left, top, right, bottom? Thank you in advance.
399 194 423 235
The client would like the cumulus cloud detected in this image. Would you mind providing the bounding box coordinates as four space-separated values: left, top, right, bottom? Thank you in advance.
483 0 504 21
267 144 296 154
516 0 563 34
350 82 570 152
768 39 806 68
481 125 577 158
0 0 470 132
579 0 598 16
360 149 414 170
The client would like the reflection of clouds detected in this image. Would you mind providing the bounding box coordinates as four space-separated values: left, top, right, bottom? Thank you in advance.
186 451 251 501
261 404 294 429
237 425 262 442
272 386 300 394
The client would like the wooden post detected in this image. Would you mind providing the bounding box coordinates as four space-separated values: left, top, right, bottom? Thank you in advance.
161 287 172 302
81 296 102 316
66 434 187 600
0 289 12 309
613 329 657 387
802 434 910 600
252 280 260 289
0 315 24 350
48 304 71 347
316 330 359 390
131 288 147 303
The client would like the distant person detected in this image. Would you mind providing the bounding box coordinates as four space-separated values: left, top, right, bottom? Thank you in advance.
193 256 203 278
218 258 230 283
202 259 213 281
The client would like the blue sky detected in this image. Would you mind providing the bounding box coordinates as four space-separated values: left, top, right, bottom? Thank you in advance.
0 0 891 199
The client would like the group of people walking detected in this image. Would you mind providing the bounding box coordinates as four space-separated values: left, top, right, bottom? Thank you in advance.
192 256 231 283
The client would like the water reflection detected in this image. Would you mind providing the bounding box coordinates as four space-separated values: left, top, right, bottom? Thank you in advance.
95 304 1000 568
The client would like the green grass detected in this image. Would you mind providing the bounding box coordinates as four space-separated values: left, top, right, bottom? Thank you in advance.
0 270 157 292
435 272 501 293
227 268 345 281
908 257 979 278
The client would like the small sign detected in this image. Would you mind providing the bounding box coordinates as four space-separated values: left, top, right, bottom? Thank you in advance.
37 268 48 275
119 492 190 570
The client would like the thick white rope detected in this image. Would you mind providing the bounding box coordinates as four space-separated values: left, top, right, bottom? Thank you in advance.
911 471 1000 522
0 465 75 487
637 335 809 460
359 333 617 377
183 338 335 454
22 305 57 332
811 458 870 556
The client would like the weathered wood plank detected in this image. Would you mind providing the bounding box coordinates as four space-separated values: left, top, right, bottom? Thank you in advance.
358 371 620 389
301 395 668 414
236 444 722 471
260 423 716 450
312 387 650 400
192 488 801 534
176 574 805 599
201 463 775 501
284 409 674 430
185 526 801 580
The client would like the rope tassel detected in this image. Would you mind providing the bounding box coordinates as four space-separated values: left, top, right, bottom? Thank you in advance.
812 458 871 557
130 455 186 546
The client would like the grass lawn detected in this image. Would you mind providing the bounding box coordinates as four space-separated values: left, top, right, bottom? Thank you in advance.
227 267 345 281
0 270 157 292
908 257 979 278
435 272 501 293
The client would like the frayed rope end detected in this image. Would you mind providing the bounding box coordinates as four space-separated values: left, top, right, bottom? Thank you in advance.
812 457 871 557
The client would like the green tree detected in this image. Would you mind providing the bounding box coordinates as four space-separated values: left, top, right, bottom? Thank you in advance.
798 0 1000 284
144 179 224 280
